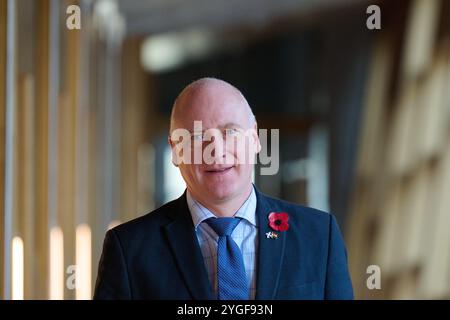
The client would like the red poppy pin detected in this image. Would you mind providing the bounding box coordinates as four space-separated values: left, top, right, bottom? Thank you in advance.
268 212 289 232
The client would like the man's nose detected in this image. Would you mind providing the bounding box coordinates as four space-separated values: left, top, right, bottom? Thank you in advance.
210 134 226 160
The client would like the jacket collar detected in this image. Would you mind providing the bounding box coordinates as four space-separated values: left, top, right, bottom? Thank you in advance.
164 187 286 300
254 188 287 300
164 191 215 300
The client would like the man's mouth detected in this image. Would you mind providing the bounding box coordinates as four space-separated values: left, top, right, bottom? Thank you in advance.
205 166 234 174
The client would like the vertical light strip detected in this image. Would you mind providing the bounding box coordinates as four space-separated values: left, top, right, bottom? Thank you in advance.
11 237 23 300
163 146 186 202
76 224 91 300
75 0 90 228
3 0 16 300
94 0 124 231
307 125 330 212
49 227 64 300
103 31 118 231
47 0 60 299
76 1 94 298
47 0 60 227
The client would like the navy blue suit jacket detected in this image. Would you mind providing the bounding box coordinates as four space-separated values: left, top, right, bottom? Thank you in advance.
93 188 353 299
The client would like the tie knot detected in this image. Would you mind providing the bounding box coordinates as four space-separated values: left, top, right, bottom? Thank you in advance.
206 217 241 237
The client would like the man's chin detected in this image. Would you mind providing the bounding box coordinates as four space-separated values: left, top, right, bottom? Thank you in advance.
208 189 233 201
205 184 236 201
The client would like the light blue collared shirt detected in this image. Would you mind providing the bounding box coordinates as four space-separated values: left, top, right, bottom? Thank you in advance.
186 186 258 299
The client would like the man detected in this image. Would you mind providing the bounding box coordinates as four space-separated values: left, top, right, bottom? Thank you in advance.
93 78 353 300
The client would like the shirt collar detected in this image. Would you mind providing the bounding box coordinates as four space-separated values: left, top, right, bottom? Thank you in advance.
186 186 257 229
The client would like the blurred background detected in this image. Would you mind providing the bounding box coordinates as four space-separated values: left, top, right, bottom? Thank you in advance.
0 0 449 300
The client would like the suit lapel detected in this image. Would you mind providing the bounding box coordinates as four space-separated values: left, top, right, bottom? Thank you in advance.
255 189 287 300
163 188 287 300
164 193 215 300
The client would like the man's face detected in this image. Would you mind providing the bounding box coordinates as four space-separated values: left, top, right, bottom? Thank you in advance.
169 85 260 203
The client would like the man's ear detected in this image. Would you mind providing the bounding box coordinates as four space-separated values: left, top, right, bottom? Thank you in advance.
168 135 180 167
253 123 262 154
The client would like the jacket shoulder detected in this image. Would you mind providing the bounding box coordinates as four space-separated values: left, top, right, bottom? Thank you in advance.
109 196 183 241
257 192 335 239
261 192 331 221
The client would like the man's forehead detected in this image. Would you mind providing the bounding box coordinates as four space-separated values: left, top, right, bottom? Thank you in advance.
177 83 245 112
170 78 254 133
177 103 247 122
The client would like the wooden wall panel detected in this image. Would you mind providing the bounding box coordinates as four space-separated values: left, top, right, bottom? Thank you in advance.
0 0 8 300
418 52 449 160
17 74 35 299
386 81 418 177
61 4 80 297
347 31 396 299
34 0 50 299
349 0 450 298
419 145 450 298
400 166 430 267
402 0 441 79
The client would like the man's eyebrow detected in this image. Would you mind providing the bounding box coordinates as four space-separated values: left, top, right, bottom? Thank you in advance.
188 123 243 133
221 122 243 128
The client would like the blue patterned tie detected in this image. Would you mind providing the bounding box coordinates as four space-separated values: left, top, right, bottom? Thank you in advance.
206 217 248 300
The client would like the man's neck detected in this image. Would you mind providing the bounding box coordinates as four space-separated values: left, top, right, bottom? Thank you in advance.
189 184 253 218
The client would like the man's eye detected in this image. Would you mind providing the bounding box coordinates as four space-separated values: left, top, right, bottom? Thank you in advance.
225 128 240 135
